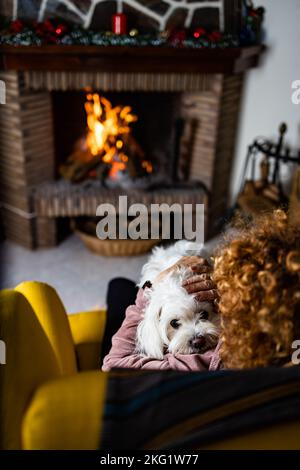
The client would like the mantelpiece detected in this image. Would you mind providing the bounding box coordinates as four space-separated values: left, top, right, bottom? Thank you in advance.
0 44 264 74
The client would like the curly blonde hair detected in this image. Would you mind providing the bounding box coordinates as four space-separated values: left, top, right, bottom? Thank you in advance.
214 210 300 369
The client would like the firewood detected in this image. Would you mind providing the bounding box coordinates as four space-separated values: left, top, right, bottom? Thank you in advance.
60 153 103 183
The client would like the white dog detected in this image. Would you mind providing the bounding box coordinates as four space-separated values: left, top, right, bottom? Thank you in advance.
136 241 220 359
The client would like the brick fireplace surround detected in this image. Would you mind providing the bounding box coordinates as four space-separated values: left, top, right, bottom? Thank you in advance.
0 45 262 248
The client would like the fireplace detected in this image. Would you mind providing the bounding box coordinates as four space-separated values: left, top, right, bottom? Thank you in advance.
0 0 264 249
0 67 246 248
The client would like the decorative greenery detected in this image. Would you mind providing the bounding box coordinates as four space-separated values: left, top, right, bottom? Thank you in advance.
240 0 265 45
0 19 239 48
0 1 264 49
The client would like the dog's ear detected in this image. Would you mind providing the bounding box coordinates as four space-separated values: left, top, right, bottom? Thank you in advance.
136 305 164 360
142 280 152 289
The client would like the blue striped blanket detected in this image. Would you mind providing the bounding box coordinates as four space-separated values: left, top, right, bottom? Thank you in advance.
100 366 300 450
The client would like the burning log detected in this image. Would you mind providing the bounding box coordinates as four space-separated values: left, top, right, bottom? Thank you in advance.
59 136 105 182
60 153 105 183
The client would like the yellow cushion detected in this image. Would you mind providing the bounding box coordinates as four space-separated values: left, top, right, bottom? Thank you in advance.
68 310 106 370
68 310 106 345
0 290 60 450
16 281 77 376
22 371 108 450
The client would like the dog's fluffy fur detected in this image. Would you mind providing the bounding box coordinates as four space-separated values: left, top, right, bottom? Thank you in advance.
136 241 220 359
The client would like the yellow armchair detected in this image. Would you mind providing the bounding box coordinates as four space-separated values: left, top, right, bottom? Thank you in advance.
1 280 300 450
0 281 107 450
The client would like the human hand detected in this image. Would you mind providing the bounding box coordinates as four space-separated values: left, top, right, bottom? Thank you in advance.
182 258 218 303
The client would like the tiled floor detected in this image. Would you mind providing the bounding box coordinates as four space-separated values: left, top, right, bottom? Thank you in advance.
0 235 148 313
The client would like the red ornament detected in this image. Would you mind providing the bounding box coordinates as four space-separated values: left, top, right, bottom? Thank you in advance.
33 20 65 43
169 29 186 45
55 24 68 36
193 27 206 39
43 20 55 33
209 31 222 42
249 9 259 18
112 13 127 35
10 19 24 33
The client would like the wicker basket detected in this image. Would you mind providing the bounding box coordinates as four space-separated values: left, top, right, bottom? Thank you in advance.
75 219 159 256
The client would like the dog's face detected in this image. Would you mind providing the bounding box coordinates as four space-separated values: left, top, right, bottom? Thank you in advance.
164 301 219 355
136 270 220 359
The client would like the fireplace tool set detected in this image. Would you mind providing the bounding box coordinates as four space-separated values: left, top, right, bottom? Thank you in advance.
236 123 300 218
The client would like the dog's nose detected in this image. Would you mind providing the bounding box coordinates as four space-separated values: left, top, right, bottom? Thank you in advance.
191 336 205 349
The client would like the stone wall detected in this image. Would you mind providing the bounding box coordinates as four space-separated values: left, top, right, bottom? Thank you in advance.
1 1 242 33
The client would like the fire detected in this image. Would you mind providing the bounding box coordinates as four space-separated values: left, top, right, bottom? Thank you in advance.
84 92 153 180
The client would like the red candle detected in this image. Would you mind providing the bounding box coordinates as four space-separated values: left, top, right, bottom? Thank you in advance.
112 13 127 35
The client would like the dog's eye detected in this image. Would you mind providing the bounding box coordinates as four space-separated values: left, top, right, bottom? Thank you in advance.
170 319 180 329
199 310 209 320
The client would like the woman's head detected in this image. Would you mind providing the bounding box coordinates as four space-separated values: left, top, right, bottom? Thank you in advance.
214 210 300 369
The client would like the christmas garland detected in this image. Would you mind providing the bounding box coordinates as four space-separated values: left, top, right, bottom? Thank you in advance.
0 6 264 49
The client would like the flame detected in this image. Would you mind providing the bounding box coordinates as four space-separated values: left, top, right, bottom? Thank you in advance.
85 93 136 159
142 160 153 173
84 93 153 179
